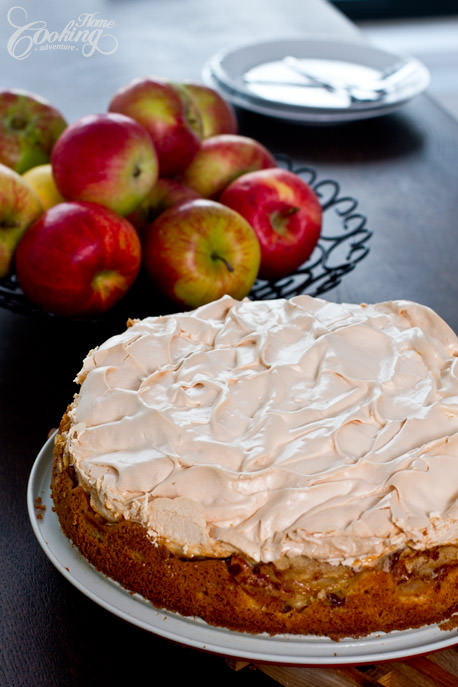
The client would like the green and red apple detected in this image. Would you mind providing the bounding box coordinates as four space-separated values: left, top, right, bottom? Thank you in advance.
51 112 158 216
0 89 67 173
143 199 261 308
220 168 322 280
15 201 142 316
181 83 237 138
0 162 42 278
108 77 202 177
181 134 277 198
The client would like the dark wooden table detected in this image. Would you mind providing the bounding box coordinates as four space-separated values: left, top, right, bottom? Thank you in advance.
1 1 458 686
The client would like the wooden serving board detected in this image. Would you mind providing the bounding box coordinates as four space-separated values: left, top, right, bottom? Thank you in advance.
227 646 458 686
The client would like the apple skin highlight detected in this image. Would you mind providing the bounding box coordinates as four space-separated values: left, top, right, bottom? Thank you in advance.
220 168 322 280
143 199 261 308
181 83 238 138
181 134 277 199
0 89 67 173
15 201 142 316
51 112 158 216
0 162 42 278
109 78 203 177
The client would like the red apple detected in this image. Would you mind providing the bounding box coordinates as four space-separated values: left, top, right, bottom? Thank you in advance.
143 199 261 308
108 77 202 177
0 163 42 278
126 177 200 236
51 113 158 216
219 168 322 280
15 201 141 316
181 83 237 138
0 89 67 173
181 134 277 199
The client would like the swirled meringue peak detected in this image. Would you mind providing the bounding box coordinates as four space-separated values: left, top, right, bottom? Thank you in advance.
65 295 458 567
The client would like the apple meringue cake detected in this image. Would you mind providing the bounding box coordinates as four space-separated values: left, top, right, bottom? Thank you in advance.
51 294 458 638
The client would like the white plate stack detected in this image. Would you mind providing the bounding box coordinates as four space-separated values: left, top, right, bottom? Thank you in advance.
203 37 430 124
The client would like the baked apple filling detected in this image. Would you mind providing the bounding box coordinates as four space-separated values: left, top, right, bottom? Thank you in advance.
227 545 458 612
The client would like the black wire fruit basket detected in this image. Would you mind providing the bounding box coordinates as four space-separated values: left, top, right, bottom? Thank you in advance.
0 156 372 324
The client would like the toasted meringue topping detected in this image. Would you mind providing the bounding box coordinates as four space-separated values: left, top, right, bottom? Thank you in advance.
65 295 458 566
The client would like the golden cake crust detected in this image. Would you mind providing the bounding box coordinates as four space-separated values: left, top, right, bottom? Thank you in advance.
52 411 458 639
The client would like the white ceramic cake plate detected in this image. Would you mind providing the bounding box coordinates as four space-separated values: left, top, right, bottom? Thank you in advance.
28 434 458 666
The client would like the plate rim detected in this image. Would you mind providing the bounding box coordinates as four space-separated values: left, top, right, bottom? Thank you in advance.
27 434 458 666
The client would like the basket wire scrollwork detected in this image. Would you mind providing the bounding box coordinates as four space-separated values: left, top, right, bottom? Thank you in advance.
0 156 372 321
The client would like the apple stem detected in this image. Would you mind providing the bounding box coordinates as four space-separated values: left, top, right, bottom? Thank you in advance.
284 207 300 217
211 252 234 272
11 115 27 130
270 206 300 235
0 219 18 229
